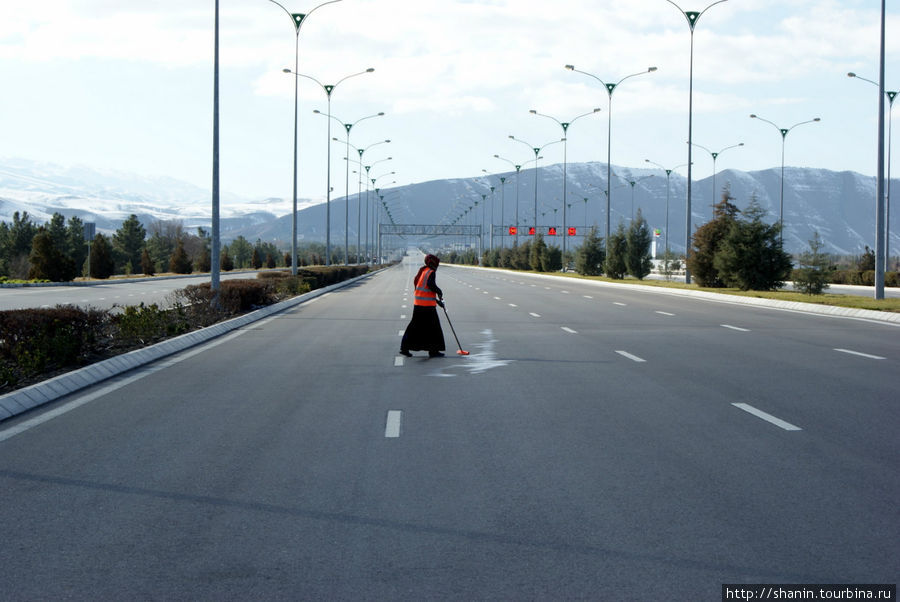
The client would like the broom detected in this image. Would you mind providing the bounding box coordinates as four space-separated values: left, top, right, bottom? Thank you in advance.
440 302 469 355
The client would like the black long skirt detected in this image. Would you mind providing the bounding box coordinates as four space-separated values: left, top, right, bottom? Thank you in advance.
400 305 445 352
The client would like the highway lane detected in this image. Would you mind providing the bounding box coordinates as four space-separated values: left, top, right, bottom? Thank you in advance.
0 255 897 599
0 271 265 311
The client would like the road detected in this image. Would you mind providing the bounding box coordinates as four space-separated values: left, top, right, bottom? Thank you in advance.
0 271 264 311
1 253 897 599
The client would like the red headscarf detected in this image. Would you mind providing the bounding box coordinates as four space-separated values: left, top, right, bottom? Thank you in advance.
424 254 440 269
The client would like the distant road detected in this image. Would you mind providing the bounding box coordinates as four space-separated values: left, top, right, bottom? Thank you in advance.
644 273 900 298
0 272 263 311
0 256 897 598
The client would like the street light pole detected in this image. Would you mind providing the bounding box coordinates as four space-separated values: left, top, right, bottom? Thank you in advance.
849 72 897 271
646 160 688 265
664 0 728 284
750 114 821 246
494 155 523 245
565 65 656 248
268 0 343 275
529 108 601 258
689 142 743 206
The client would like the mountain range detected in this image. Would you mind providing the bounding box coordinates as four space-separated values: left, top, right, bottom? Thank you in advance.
1 157 896 256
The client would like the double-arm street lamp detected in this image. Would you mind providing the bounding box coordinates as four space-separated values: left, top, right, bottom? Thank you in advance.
285 67 375 264
689 142 743 206
508 136 565 240
565 64 656 246
267 0 343 274
664 0 728 284
349 140 389 262
529 108 601 256
848 72 896 269
750 114 821 246
319 110 384 264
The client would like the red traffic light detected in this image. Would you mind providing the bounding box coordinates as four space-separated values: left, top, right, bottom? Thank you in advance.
508 226 517 235
568 227 577 236
548 227 557 236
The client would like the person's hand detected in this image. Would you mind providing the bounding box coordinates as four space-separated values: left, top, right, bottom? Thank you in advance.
437 298 445 308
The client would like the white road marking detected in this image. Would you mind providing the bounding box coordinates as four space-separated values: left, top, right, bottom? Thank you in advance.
561 327 577 334
398 330 404 336
529 312 541 318
613 302 627 306
561 290 570 294
834 348 886 360
655 311 675 316
732 403 802 431
508 303 518 308
494 296 502 300
385 411 403 438
615 350 646 363
401 314 407 319
583 295 593 299
722 324 750 332
394 356 404 367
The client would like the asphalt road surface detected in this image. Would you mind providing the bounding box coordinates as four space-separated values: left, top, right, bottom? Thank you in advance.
1 253 897 600
0 271 263 312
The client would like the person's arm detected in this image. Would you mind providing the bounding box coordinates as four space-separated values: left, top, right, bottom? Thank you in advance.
428 271 443 299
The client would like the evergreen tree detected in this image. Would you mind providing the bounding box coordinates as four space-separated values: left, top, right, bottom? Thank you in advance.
220 246 234 271
714 198 792 291
795 231 830 295
64 216 88 276
540 245 562 272
2 212 38 278
604 222 627 279
530 234 547 271
90 233 116 279
251 247 263 270
145 232 174 274
113 214 147 274
141 248 155 276
283 251 292 268
197 246 212 273
687 189 741 287
265 253 276 269
28 229 77 282
857 246 876 271
575 227 605 276
47 213 68 251
169 239 193 274
230 236 253 268
625 209 653 280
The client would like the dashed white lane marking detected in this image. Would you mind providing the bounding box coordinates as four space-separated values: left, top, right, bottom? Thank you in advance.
834 348 886 360
494 296 502 300
508 303 518 308
385 410 403 438
401 314 407 319
561 290 570 294
583 295 593 299
561 327 577 334
655 311 675 316
529 312 541 318
394 356 404 367
613 302 627 307
722 324 750 332
398 330 404 336
732 403 802 431
615 350 646 363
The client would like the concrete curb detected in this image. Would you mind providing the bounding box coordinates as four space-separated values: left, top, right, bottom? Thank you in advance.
0 270 381 423
451 264 900 325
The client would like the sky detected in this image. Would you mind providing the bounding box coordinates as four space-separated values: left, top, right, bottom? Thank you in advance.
1 0 898 214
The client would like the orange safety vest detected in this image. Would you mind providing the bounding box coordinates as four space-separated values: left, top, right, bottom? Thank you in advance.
414 267 437 307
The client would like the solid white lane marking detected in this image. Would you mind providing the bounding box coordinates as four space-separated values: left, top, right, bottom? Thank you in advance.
615 350 646 363
834 348 886 360
655 311 675 316
385 411 402 438
394 356 404 367
529 312 541 318
732 403 802 431
613 302 627 306
561 327 577 334
722 324 750 332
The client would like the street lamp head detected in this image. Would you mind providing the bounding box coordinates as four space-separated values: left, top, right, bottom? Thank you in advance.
593 108 601 113
750 114 758 119
366 68 375 73
529 109 537 114
848 72 857 78
648 67 658 72
282 68 292 73
813 117 821 122
565 64 575 70
313 109 322 114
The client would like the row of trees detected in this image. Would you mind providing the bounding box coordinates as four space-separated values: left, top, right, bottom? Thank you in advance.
0 212 336 282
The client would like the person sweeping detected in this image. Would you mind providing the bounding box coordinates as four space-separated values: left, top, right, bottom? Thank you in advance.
400 254 446 358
